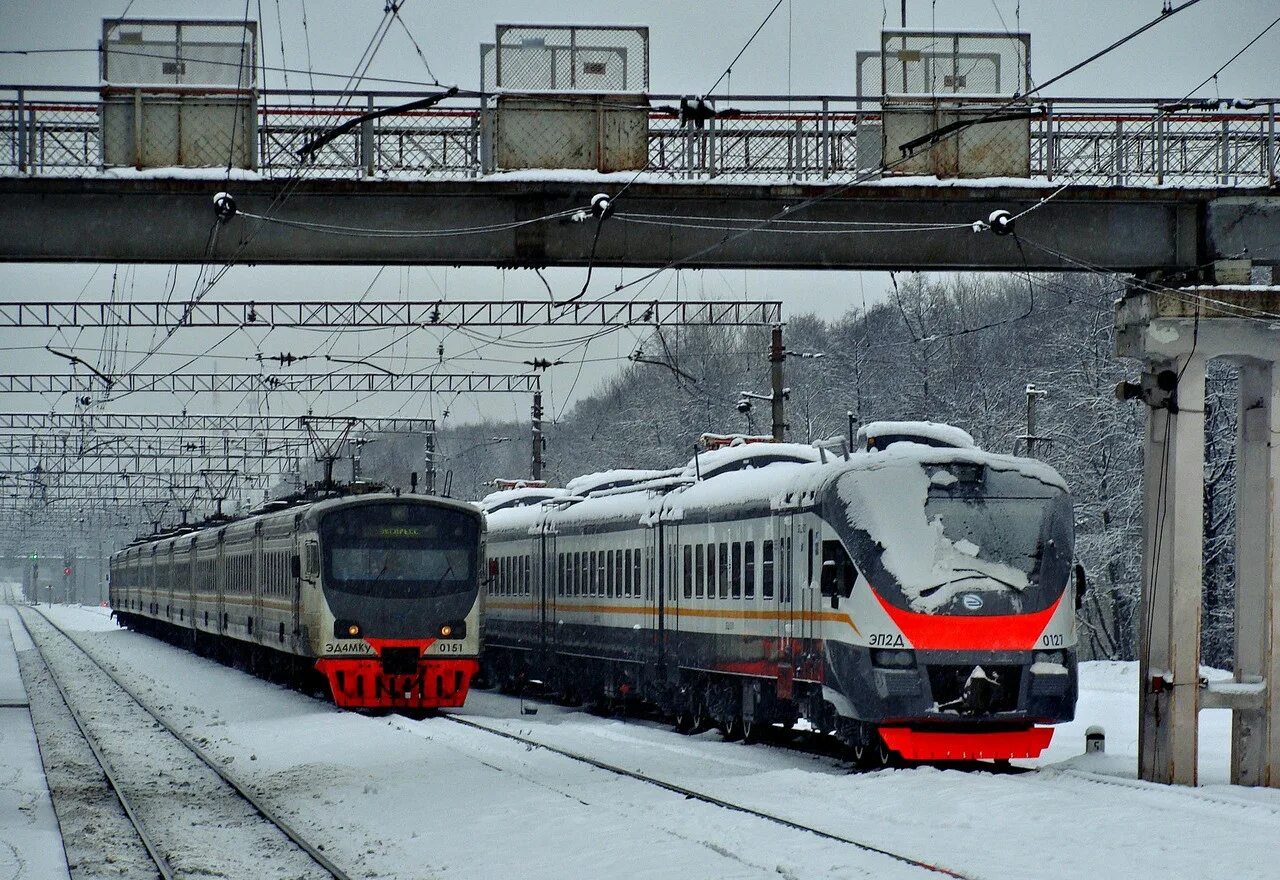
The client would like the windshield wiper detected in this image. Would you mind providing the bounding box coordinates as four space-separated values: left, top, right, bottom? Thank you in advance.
921 567 1026 596
953 567 1025 590
431 562 454 594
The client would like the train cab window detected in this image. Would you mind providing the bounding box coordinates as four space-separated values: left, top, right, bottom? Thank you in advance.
820 540 859 601
683 545 693 599
762 540 775 599
744 542 756 598
731 542 742 599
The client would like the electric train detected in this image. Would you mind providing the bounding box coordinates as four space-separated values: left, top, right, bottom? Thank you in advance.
110 491 485 712
480 423 1081 763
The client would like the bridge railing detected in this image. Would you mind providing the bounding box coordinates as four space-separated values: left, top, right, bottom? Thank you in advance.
2 85 1276 187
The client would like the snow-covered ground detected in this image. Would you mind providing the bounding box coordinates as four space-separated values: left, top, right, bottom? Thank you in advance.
5 599 1279 880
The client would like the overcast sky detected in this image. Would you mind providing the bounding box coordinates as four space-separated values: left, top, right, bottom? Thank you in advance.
1 0 1277 431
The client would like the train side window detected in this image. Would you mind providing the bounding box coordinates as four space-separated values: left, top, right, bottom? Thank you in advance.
693 544 705 599
586 550 595 596
556 553 564 596
807 529 815 585
745 541 756 598
683 545 693 599
613 550 623 599
622 548 631 597
635 549 644 600
719 542 730 599
523 556 530 596
605 549 614 598
762 539 775 599
731 541 742 599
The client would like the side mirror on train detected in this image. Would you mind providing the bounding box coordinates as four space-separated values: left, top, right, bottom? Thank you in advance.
291 554 301 579
819 559 839 596
1074 562 1088 610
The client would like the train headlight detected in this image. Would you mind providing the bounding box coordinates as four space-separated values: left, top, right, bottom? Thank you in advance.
870 648 916 669
1033 650 1067 667
334 620 362 639
439 621 466 639
439 624 453 638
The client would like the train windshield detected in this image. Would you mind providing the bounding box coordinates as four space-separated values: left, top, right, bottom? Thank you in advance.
831 465 1073 615
922 496 1047 580
320 503 478 600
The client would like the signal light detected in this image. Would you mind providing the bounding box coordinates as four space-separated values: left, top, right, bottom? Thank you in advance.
63 567 72 576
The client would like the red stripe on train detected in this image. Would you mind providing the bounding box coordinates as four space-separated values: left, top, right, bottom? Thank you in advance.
872 591 1061 651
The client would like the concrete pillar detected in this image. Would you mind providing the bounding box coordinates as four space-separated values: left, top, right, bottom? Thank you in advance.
1232 360 1280 785
1138 354 1206 786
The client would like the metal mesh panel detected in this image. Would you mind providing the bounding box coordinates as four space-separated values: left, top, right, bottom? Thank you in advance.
880 30 1028 97
102 19 257 89
493 25 648 91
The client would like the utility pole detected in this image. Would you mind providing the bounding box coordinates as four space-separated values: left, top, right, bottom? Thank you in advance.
1023 383 1049 457
423 432 436 495
531 390 544 481
770 325 786 442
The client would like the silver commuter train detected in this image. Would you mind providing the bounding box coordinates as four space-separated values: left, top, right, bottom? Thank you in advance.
481 424 1081 763
110 492 485 711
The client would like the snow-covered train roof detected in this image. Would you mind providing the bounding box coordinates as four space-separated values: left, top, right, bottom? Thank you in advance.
683 441 823 480
480 485 569 513
565 468 672 497
856 420 976 451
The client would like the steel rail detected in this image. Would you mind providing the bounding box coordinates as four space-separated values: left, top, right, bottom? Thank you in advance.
14 605 178 879
442 713 977 879
20 605 357 880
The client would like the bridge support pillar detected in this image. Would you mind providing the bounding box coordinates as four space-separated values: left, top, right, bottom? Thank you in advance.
1116 285 1280 786
1232 360 1280 785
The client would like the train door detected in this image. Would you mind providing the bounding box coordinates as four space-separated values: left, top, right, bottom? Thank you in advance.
540 525 559 664
187 536 198 629
215 528 227 635
772 512 794 664
290 517 303 651
645 519 665 671
796 515 818 669
252 521 264 644
536 525 551 663
165 542 176 621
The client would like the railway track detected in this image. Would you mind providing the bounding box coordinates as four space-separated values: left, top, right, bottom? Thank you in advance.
16 605 355 880
442 712 981 880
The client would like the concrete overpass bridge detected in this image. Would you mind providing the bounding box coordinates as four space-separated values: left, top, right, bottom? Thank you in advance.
2 87 1278 274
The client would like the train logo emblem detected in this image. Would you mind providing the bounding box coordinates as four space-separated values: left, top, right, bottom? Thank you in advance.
962 593 984 610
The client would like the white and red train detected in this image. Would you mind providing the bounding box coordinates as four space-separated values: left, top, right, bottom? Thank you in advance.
110 492 484 712
481 424 1082 763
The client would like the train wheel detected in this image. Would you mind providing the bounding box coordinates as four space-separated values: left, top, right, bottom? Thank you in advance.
719 714 744 742
740 714 762 744
690 699 711 734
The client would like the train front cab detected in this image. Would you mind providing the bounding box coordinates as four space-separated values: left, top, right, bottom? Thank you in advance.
306 496 484 711
816 456 1079 761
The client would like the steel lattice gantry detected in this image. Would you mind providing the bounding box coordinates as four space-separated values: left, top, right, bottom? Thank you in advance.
0 299 784 328
0 433 311 459
0 470 271 493
0 372 542 394
0 413 435 434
